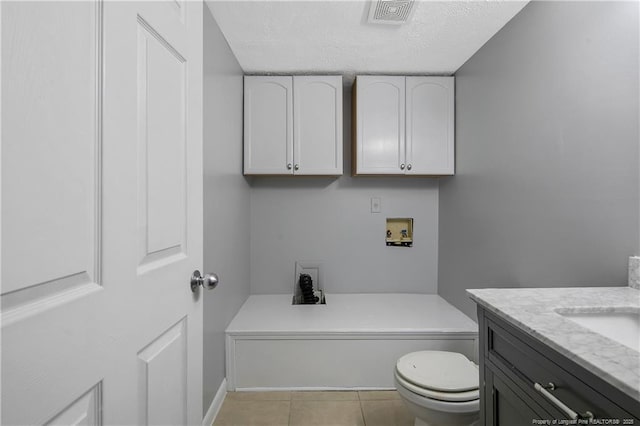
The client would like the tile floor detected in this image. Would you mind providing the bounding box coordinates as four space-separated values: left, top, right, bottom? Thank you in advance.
213 390 414 426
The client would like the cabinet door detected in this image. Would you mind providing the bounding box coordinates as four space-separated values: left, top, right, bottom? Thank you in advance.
244 76 293 174
293 76 343 175
354 76 405 175
486 366 552 426
406 77 455 175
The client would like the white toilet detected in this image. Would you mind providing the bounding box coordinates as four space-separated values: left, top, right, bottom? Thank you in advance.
394 351 480 426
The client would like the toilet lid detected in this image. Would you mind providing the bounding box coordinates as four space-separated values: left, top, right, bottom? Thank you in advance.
396 351 479 393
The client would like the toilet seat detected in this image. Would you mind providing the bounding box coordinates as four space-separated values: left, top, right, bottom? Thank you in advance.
394 372 480 415
395 351 479 403
395 369 479 402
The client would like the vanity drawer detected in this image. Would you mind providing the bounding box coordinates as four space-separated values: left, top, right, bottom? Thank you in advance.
485 314 637 422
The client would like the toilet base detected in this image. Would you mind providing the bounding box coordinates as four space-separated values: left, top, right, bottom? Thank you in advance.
401 395 478 426
396 381 479 426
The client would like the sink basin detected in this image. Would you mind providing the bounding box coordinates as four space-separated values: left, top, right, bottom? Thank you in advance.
555 308 640 351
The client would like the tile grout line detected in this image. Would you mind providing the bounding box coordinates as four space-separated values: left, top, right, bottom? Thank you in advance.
358 392 368 426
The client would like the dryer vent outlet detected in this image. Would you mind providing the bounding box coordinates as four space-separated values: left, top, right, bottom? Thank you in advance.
368 0 416 25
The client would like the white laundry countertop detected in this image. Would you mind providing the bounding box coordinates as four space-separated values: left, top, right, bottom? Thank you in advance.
226 293 478 336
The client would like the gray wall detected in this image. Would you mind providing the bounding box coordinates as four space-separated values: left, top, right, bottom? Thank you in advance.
249 88 440 295
439 1 640 320
203 6 251 413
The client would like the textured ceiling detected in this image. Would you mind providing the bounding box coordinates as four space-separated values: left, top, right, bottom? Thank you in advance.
205 0 529 79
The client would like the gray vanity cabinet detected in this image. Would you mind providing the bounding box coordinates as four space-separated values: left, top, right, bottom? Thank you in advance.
477 307 640 426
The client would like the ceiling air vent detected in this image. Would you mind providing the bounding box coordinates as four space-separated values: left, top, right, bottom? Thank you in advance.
368 0 416 25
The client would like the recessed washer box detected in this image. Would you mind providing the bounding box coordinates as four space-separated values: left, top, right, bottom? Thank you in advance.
386 218 413 247
292 261 325 305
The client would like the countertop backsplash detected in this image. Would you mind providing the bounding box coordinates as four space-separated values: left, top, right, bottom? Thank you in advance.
629 256 640 289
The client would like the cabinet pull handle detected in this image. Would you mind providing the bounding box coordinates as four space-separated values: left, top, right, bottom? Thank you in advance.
533 382 594 421
287 163 292 170
294 164 299 171
407 164 412 171
400 164 405 170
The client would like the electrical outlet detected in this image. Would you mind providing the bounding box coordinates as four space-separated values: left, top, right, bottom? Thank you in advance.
371 197 381 213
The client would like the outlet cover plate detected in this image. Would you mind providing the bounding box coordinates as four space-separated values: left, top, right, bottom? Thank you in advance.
371 197 381 213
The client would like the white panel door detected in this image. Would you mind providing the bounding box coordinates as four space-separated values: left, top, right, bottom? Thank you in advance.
406 76 455 175
1 1 204 424
354 76 405 175
243 76 293 175
293 75 343 175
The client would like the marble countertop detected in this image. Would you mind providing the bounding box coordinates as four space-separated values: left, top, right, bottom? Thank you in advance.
467 286 640 401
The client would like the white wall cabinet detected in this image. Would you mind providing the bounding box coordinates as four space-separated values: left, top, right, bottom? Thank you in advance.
353 75 454 176
244 75 343 175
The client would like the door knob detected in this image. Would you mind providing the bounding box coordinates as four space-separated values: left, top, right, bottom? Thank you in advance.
191 270 219 292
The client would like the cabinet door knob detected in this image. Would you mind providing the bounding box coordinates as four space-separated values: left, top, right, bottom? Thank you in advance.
400 164 405 170
294 164 300 171
287 163 292 170
407 164 412 171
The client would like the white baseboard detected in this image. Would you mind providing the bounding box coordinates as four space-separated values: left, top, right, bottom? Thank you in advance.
203 378 227 426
